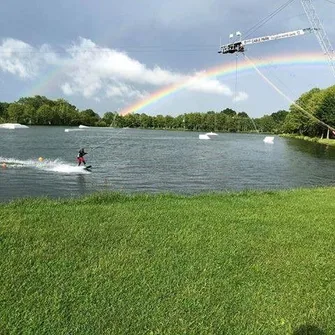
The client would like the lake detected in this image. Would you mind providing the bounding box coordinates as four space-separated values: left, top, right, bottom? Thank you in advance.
1 126 334 202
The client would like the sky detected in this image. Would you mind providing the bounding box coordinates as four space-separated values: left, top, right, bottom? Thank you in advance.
0 0 334 118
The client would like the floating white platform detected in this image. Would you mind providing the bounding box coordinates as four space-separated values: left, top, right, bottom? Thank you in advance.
79 125 89 129
199 134 211 140
0 123 29 129
65 129 86 132
206 132 218 136
263 136 274 144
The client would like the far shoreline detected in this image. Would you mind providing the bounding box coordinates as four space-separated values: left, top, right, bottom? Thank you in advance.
280 133 335 147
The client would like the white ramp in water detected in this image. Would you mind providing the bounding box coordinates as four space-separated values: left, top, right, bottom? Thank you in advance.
263 136 274 144
65 128 86 132
79 124 89 129
0 123 29 129
206 132 218 136
199 134 211 140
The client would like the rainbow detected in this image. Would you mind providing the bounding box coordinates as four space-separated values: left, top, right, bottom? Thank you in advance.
120 52 330 116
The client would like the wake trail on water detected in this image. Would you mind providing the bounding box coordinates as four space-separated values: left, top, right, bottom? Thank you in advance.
0 157 90 174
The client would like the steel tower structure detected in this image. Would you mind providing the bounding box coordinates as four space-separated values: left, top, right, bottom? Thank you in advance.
301 0 335 77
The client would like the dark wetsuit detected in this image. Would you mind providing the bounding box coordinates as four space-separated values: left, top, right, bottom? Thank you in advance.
77 148 87 166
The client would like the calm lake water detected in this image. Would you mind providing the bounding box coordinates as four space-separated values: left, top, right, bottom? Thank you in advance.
1 126 335 202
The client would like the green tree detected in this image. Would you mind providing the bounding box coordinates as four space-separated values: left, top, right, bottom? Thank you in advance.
102 112 117 126
226 116 237 132
185 113 202 130
283 88 321 136
123 113 140 128
165 115 174 129
7 103 26 123
36 104 53 125
152 115 165 129
237 111 249 118
54 99 80 125
173 115 184 129
216 113 228 131
18 96 54 111
203 112 216 131
96 120 107 127
271 110 288 123
139 113 152 128
0 102 9 121
315 86 335 127
220 108 237 117
79 109 100 126
256 115 277 133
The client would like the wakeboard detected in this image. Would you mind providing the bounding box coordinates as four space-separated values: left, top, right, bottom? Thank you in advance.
83 165 92 171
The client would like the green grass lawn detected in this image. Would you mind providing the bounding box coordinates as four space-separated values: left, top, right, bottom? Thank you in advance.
1 188 335 334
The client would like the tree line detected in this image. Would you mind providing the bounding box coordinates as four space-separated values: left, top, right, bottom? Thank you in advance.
0 85 334 136
0 96 287 133
282 85 335 138
0 96 101 127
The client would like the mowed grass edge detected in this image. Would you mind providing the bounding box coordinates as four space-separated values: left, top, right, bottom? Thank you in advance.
0 188 334 334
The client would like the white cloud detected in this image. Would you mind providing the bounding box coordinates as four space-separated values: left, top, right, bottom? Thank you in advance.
0 38 41 78
62 37 247 102
61 82 74 95
0 37 248 104
106 83 148 100
0 38 62 81
65 38 184 86
233 92 249 102
187 75 233 95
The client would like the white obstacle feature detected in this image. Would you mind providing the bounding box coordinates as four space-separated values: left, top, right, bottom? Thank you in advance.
263 136 274 144
0 123 29 129
199 134 211 140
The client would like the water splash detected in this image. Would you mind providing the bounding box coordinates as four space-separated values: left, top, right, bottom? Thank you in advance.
0 157 90 174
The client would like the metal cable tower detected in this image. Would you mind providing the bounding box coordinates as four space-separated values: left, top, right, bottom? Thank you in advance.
301 0 335 77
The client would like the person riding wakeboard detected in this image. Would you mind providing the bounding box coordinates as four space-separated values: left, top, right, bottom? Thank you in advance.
77 148 87 166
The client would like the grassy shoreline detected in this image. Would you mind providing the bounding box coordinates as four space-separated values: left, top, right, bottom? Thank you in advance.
1 188 335 334
280 133 335 147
